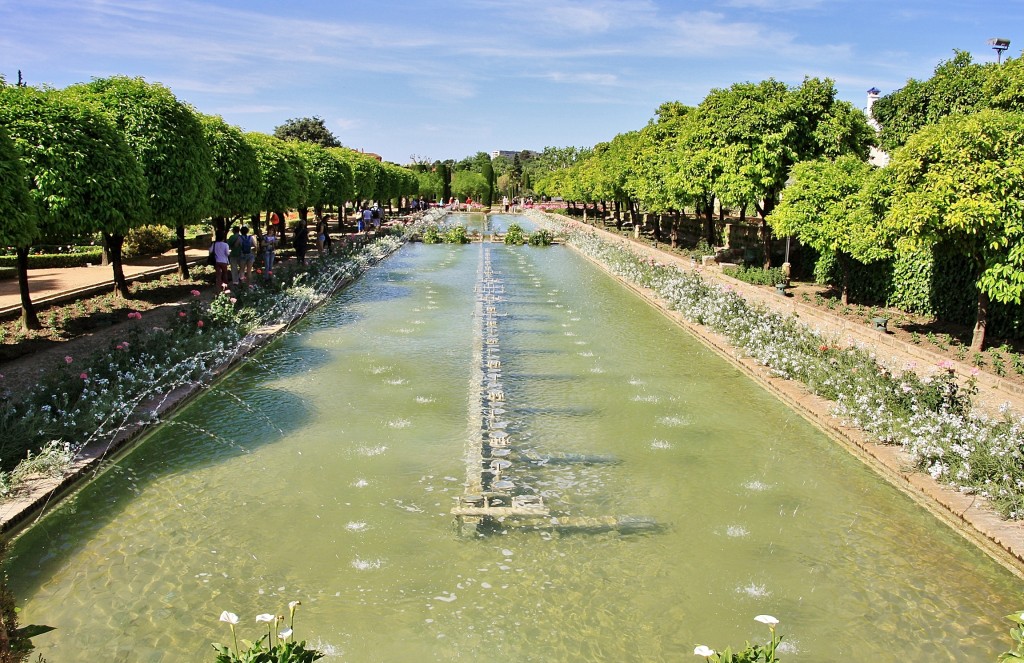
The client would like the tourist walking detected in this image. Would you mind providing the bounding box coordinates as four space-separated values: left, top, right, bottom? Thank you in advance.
262 222 278 276
360 207 371 233
239 226 256 283
227 226 242 285
293 222 308 265
323 221 333 254
210 230 230 289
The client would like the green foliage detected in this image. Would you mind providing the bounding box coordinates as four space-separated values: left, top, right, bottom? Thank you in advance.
345 151 384 202
245 133 305 214
0 123 35 248
503 223 527 245
68 76 213 227
421 225 442 244
199 114 261 220
1000 611 1024 661
0 85 150 237
451 170 488 200
123 225 173 258
527 228 553 246
444 225 470 244
872 51 994 151
881 109 1024 346
723 265 786 286
273 116 340 148
212 637 323 663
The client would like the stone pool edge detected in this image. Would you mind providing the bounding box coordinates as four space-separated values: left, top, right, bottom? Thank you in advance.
0 240 404 537
551 217 1024 579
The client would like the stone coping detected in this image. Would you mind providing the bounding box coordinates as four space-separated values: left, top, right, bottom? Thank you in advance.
548 214 1024 578
0 240 405 536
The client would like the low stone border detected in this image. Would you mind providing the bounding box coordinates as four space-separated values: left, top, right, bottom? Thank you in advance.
0 241 404 535
546 214 1024 578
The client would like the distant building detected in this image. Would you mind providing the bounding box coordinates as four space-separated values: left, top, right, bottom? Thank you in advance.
490 149 540 161
864 87 890 168
350 148 383 162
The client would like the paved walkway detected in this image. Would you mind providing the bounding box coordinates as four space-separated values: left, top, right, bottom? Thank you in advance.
0 248 208 317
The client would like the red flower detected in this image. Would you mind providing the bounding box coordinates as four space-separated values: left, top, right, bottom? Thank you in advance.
197 320 204 328
178 311 187 318
80 372 88 380
819 344 829 352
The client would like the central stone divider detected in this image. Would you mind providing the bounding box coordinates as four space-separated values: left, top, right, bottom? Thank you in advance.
452 218 659 536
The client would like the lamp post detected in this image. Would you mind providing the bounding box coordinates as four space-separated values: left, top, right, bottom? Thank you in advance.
988 37 1011 64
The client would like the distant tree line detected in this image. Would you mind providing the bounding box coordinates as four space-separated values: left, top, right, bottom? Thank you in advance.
534 54 1024 350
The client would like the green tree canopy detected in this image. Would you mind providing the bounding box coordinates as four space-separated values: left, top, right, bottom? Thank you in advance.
769 155 881 302
273 116 341 148
68 75 213 280
245 132 305 216
872 51 994 152
199 114 261 226
880 109 1024 349
0 85 148 322
0 123 35 248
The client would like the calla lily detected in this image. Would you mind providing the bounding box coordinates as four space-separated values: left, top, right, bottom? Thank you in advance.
754 615 779 626
694 644 715 657
279 628 294 640
255 613 276 623
219 611 239 624
289 600 301 610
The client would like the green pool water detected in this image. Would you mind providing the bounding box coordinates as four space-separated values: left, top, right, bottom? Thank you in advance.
6 215 1022 661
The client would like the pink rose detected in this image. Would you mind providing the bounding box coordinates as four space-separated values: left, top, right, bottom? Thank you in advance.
80 373 88 379
191 289 201 297
197 320 204 328
64 356 73 364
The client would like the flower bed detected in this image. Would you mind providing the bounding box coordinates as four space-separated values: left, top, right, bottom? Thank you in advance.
535 214 1024 519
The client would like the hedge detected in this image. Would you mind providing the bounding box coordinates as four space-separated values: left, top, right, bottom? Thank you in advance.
0 249 104 269
815 243 1024 340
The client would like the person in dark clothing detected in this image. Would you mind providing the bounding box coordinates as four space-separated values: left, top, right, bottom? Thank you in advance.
293 222 308 265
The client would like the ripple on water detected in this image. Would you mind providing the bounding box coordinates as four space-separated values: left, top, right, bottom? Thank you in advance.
387 419 411 428
369 365 393 374
356 445 388 456
415 396 435 404
385 378 407 385
351 558 384 570
346 521 368 531
657 415 692 427
726 525 749 538
649 439 673 450
633 394 660 404
744 480 772 492
352 479 369 487
738 582 770 598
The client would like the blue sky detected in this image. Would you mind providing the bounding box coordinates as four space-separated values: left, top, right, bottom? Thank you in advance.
2 1 1019 163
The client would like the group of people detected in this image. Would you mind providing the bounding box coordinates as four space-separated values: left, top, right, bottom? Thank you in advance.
208 208 393 288
209 215 283 288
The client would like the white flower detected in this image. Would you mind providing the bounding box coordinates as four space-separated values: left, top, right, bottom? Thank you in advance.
694 645 716 656
219 611 239 625
288 600 301 610
279 628 294 639
255 613 276 623
754 614 779 626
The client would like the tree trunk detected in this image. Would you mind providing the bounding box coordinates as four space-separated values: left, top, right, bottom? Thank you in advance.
703 200 714 246
971 290 989 351
103 232 130 298
670 210 680 249
838 251 850 305
101 234 110 266
213 216 227 238
582 205 588 223
175 224 190 279
614 199 622 224
759 194 777 270
739 204 747 223
16 247 40 331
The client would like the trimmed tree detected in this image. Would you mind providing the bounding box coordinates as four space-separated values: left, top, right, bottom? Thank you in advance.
0 122 38 329
769 155 883 303
68 76 213 281
244 133 304 231
199 114 261 237
880 109 1024 350
0 86 148 323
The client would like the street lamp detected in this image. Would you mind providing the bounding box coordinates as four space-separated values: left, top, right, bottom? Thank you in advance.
989 37 1011 63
